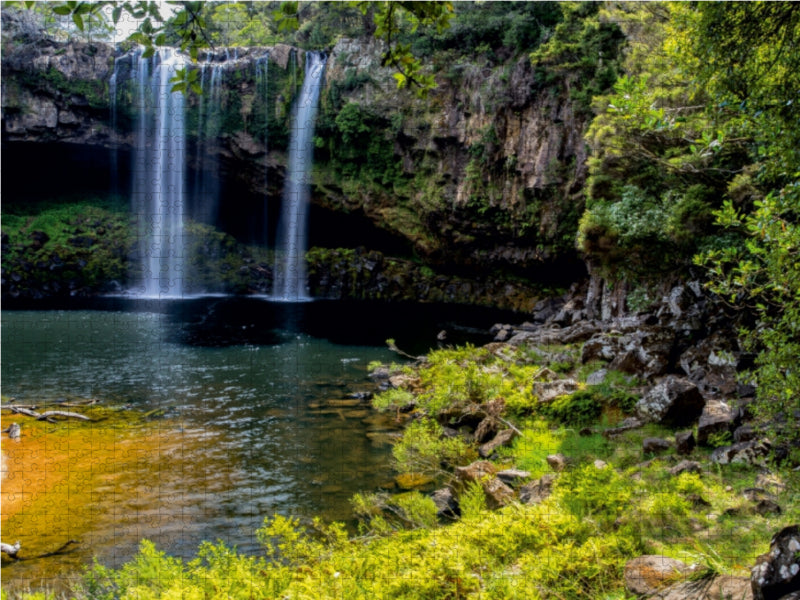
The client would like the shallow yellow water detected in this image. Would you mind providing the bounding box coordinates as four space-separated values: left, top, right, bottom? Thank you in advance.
1 410 215 593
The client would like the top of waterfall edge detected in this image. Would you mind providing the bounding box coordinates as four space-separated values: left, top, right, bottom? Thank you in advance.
113 44 323 72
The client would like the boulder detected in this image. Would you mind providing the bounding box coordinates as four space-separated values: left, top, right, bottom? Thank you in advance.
675 430 696 455
586 368 608 385
519 474 555 505
496 469 531 486
635 376 705 426
581 335 619 363
610 349 648 375
643 437 671 454
651 575 753 600
6 422 21 440
734 424 757 443
455 460 497 483
474 417 499 443
482 476 515 509
533 379 579 403
697 400 737 446
559 320 602 344
668 460 702 477
431 488 459 519
755 473 787 495
711 440 771 466
603 416 644 438
546 453 569 472
478 428 518 458
751 525 800 600
754 499 782 517
624 555 699 596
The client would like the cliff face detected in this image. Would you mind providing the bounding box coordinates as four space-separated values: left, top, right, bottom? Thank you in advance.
316 37 590 281
2 15 594 300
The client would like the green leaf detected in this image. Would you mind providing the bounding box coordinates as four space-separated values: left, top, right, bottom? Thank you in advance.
72 13 84 30
52 6 72 15
112 6 122 23
280 1 298 16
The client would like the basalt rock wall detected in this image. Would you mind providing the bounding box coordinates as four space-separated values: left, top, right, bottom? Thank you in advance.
2 11 594 303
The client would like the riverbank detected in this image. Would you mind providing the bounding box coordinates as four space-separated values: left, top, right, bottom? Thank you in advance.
9 320 796 600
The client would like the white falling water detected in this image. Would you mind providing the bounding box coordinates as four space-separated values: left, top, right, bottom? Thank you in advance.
132 48 187 298
193 56 223 227
273 51 327 302
255 52 270 246
109 55 120 197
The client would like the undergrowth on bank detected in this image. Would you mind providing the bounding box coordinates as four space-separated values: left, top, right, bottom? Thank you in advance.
6 342 799 600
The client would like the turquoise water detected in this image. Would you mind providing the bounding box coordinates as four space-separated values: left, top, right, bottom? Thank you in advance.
1 303 401 588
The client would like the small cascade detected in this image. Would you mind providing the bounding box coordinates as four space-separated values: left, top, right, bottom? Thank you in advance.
131 48 187 298
255 52 270 247
109 54 120 197
272 51 327 302
193 55 223 227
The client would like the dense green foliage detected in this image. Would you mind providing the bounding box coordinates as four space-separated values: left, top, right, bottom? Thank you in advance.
4 3 800 598
29 341 797 600
0 197 274 297
581 2 800 436
1 199 133 296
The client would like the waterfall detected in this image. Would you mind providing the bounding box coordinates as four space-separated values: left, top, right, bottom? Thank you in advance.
193 56 223 228
272 51 327 302
255 53 270 247
131 48 187 298
109 54 120 198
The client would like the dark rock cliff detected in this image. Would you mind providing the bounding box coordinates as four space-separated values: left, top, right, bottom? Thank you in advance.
1 12 597 307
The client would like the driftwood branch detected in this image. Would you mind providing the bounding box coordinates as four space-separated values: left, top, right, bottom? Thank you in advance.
9 406 91 422
386 340 426 362
1 540 79 561
1 542 21 559
497 416 524 436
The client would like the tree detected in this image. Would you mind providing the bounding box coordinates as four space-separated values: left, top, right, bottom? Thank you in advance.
583 1 800 442
5 1 454 96
687 3 800 443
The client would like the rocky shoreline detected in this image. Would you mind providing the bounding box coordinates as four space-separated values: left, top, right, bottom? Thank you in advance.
361 276 799 599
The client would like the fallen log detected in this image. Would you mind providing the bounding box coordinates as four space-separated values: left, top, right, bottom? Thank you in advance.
38 411 91 421
9 406 91 422
1 540 79 561
1 541 21 559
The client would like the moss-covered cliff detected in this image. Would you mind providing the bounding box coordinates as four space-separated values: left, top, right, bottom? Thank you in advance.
1 3 624 307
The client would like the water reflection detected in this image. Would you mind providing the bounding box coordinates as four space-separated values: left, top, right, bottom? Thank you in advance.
1 299 519 590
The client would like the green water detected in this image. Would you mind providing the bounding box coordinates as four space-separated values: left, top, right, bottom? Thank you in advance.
1 305 402 589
